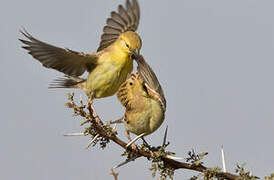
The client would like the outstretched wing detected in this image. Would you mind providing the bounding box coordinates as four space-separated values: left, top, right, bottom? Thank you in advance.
135 55 166 108
19 29 98 76
97 0 140 52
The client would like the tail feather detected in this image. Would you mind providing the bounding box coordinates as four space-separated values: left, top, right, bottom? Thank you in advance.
49 75 86 89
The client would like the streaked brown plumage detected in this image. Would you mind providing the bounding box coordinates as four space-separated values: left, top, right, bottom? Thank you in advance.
117 55 166 140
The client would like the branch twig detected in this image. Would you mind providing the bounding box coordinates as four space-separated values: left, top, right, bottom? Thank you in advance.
66 94 240 180
110 168 119 180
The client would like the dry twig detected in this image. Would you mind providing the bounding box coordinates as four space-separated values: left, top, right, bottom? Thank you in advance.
65 93 243 180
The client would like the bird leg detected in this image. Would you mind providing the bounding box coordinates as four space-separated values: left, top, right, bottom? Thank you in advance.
141 137 158 151
87 92 100 120
141 137 152 149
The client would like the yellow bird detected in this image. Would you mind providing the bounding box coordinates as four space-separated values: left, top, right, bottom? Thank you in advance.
116 55 166 146
19 0 141 100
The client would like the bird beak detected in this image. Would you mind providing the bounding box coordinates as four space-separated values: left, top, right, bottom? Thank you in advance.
131 49 140 59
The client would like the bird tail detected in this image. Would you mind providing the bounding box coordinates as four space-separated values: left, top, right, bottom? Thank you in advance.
49 75 86 90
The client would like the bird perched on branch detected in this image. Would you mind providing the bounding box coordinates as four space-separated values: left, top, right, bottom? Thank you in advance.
19 0 141 100
116 55 166 147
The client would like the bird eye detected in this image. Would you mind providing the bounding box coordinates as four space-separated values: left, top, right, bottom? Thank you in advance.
129 82 133 86
125 43 130 49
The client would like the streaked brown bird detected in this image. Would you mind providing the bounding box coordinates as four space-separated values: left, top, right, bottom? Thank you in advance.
116 55 166 147
19 0 142 100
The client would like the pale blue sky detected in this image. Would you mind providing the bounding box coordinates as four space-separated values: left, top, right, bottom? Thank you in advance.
1 0 274 179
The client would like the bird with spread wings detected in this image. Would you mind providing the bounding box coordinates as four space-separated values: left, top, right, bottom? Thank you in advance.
20 0 141 100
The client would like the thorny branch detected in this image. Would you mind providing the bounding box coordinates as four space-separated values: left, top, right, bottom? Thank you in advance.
64 93 268 180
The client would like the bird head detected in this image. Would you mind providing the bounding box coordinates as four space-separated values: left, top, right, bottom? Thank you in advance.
117 73 149 109
118 31 142 58
127 74 148 97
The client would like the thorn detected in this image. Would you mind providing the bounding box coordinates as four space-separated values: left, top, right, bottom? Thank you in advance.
86 134 100 149
63 132 85 136
113 160 130 169
113 156 138 169
221 145 227 172
126 133 146 148
162 125 168 147
165 155 184 160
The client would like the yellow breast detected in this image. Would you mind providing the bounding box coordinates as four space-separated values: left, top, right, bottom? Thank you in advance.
125 97 164 136
86 48 133 98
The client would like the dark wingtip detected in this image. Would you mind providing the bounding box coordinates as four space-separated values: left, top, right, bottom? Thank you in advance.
19 27 35 41
21 46 29 49
18 39 30 45
19 27 30 44
19 27 28 37
118 4 123 10
18 38 24 43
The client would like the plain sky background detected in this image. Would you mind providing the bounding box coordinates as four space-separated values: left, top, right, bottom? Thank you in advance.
1 0 274 179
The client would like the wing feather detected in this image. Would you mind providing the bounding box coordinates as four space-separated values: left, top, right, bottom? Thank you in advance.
135 55 166 108
103 26 122 34
111 11 128 28
19 29 98 76
97 0 140 52
118 5 132 26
